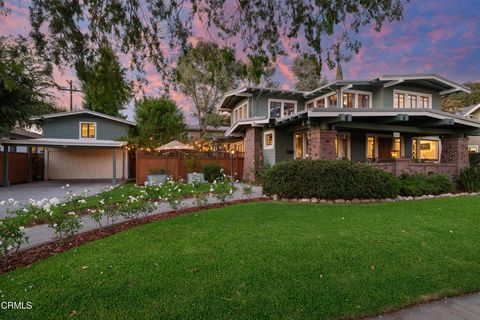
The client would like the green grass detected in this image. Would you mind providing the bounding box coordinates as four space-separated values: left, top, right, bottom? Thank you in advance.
2 197 480 319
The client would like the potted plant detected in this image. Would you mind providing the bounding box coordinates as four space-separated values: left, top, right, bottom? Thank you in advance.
185 154 205 183
147 168 168 185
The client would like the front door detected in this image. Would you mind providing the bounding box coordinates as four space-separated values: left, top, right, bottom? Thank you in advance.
378 137 392 161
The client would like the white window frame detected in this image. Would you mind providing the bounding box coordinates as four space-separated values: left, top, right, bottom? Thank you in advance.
263 130 275 149
293 131 308 159
79 122 97 140
468 145 479 153
232 102 248 123
306 90 372 109
393 89 432 109
412 136 441 163
336 132 351 160
365 133 405 159
268 99 298 119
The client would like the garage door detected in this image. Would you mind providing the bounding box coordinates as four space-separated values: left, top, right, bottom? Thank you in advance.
48 148 125 179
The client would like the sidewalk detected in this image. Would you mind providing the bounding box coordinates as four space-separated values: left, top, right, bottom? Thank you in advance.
371 292 480 320
20 185 265 251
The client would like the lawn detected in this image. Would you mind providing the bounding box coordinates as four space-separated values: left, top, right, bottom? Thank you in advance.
1 197 480 319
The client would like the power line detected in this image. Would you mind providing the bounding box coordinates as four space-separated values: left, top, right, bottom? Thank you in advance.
58 80 82 111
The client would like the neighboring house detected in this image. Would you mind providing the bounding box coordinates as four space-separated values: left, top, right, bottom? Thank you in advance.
219 74 480 181
1 110 136 186
457 103 480 153
186 125 244 153
0 128 43 153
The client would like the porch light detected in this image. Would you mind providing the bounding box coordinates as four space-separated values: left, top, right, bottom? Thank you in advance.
391 150 399 159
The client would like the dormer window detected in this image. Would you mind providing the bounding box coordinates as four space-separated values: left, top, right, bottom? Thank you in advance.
394 90 432 109
80 122 96 139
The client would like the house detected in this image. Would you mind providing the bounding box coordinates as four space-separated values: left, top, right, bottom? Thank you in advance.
219 74 480 181
457 103 480 153
186 125 244 153
1 110 136 186
0 128 43 153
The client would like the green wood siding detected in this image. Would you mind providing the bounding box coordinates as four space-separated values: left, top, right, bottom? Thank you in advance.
379 85 441 110
43 114 130 140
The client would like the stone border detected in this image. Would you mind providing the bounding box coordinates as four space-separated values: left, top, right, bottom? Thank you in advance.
272 192 480 204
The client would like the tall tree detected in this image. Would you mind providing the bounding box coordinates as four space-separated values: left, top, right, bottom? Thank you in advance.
132 97 186 149
29 0 405 79
79 41 132 117
442 82 480 112
0 36 57 134
237 56 278 88
175 41 238 137
292 54 329 91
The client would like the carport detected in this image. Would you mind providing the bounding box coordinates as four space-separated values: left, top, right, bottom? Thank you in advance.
1 138 128 187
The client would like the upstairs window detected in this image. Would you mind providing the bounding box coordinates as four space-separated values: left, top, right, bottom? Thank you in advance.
316 98 326 108
342 92 355 108
268 100 297 118
233 103 248 123
419 96 430 108
269 101 281 118
358 94 370 108
394 90 432 109
283 102 295 117
327 94 337 108
394 92 405 108
80 122 96 139
408 95 417 108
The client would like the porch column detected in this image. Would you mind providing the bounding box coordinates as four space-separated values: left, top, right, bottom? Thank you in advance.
2 144 9 187
243 126 262 182
44 147 49 181
307 127 337 160
441 135 469 176
122 148 125 180
27 146 33 183
112 148 117 185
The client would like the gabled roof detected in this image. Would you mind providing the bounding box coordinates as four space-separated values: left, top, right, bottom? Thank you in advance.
8 128 42 139
33 110 136 126
0 138 127 147
375 74 470 95
459 103 480 117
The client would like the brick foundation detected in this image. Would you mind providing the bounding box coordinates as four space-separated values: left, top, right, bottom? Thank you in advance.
307 128 337 160
243 127 263 182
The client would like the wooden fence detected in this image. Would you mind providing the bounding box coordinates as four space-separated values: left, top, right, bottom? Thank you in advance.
0 153 44 185
136 151 244 185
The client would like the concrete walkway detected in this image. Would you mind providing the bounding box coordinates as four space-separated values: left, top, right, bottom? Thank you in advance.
19 184 264 250
0 180 114 219
371 292 480 320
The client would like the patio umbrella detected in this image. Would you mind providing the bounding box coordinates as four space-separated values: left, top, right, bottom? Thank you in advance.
155 140 195 152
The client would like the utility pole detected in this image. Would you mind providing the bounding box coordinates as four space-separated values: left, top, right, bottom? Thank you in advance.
58 80 82 111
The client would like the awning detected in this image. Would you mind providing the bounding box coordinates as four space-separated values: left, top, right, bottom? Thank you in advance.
0 138 127 148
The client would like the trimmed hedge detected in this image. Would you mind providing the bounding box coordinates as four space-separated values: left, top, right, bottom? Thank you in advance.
202 163 223 182
263 160 400 200
458 167 480 192
398 173 454 196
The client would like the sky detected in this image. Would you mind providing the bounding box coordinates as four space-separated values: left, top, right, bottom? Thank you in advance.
1 0 480 124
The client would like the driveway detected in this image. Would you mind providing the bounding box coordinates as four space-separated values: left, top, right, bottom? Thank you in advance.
0 180 114 219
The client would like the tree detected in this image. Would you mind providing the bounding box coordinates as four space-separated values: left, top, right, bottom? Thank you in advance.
292 54 329 91
175 41 238 137
0 36 57 134
29 0 405 78
79 41 132 117
132 97 186 149
442 82 480 112
237 56 278 88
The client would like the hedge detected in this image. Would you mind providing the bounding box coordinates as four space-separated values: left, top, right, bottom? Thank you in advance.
263 160 400 200
398 173 454 196
470 153 480 167
202 163 223 182
458 167 480 192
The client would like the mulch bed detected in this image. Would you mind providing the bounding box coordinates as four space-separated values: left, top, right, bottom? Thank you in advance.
1 197 270 274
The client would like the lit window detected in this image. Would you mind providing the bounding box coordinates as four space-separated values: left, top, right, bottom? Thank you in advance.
413 138 439 161
328 94 337 108
264 131 274 149
294 133 306 159
283 102 295 117
408 95 417 108
335 133 349 159
81 122 96 139
394 93 405 108
343 92 355 108
468 146 478 153
367 136 375 160
419 96 429 108
392 138 401 159
316 98 325 108
358 94 370 108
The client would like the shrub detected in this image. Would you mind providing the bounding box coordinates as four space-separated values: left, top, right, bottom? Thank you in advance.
399 173 454 196
203 163 223 182
469 153 480 167
0 217 29 260
458 167 480 192
263 160 400 200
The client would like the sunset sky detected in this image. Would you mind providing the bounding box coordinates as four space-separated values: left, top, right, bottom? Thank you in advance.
1 0 479 123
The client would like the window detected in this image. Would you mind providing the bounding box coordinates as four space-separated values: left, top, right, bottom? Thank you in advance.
394 92 405 108
268 100 297 118
283 102 295 117
335 133 350 159
264 131 274 149
408 95 417 108
316 98 325 108
392 138 401 159
80 122 96 139
306 102 314 109
367 136 375 160
468 146 478 153
294 133 308 159
233 103 248 123
327 94 337 108
342 92 355 108
358 94 370 109
419 96 430 109
412 138 440 161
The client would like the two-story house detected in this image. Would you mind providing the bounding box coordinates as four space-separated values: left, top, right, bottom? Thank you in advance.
457 103 480 153
219 74 480 181
1 110 135 186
